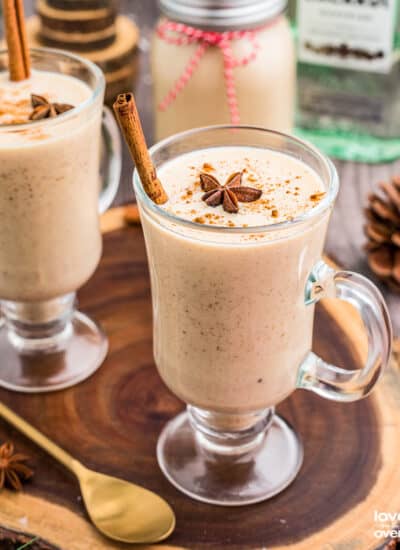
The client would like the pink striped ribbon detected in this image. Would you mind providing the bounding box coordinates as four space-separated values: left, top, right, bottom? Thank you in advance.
156 20 267 124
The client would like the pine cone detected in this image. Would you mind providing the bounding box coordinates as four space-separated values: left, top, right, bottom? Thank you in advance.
365 175 400 292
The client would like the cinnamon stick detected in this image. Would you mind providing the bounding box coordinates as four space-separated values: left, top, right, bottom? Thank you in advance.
113 93 168 205
2 0 31 80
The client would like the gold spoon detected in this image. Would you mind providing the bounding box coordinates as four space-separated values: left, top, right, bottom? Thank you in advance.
0 401 175 544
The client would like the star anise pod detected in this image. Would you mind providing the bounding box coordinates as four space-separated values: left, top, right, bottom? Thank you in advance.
29 94 74 121
200 171 262 214
0 441 33 491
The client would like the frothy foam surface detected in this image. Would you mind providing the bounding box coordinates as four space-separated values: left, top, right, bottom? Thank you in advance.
0 70 91 125
158 147 326 228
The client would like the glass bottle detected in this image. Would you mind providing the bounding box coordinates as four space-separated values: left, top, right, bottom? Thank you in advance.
296 0 400 138
151 0 296 141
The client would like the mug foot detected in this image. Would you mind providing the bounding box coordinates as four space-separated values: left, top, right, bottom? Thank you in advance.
0 311 107 393
157 408 303 506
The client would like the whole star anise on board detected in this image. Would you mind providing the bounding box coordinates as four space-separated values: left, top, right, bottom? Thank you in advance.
29 94 74 121
0 441 33 490
200 171 262 214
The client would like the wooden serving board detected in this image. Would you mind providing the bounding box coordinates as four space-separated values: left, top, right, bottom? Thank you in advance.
0 213 399 550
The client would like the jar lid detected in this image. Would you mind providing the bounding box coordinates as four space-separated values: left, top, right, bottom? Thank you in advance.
158 0 287 30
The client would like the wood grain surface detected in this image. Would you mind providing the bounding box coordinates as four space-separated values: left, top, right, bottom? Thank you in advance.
0 221 398 550
0 2 399 548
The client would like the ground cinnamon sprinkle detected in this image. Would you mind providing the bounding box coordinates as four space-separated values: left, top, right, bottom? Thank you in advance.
161 151 325 228
202 162 215 172
20 128 48 141
3 116 26 124
181 188 194 200
246 233 265 241
310 192 326 202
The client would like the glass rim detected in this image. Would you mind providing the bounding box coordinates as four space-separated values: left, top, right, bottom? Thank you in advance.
0 47 104 131
133 124 339 235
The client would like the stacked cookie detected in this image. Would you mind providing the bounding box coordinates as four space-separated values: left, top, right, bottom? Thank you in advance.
27 0 139 104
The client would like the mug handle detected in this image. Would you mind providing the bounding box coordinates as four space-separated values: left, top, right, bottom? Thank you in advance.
99 106 122 214
297 260 392 401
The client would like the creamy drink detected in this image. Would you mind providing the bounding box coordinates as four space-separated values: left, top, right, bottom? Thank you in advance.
152 15 295 140
139 146 328 413
152 0 296 141
134 126 390 506
0 70 101 302
0 48 120 393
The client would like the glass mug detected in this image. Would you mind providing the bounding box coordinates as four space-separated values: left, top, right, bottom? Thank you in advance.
133 126 392 506
0 48 121 393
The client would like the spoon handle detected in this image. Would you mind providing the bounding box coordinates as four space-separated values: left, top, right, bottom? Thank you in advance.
0 401 78 473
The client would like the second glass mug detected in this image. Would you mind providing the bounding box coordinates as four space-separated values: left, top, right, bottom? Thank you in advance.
0 48 121 393
134 126 392 506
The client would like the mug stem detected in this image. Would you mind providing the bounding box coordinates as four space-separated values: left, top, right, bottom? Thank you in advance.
157 405 303 506
187 405 274 456
1 293 75 353
0 293 108 393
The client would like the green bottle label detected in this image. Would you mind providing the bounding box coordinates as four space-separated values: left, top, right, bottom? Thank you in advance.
297 0 397 74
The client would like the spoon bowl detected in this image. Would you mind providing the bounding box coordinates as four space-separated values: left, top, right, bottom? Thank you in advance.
0 401 176 544
74 461 175 543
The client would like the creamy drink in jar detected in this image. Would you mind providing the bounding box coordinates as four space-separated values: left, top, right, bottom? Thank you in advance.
0 70 101 302
0 48 120 393
152 0 295 140
134 126 391 506
140 146 328 413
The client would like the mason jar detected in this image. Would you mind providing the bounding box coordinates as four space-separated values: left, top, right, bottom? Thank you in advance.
151 0 296 141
